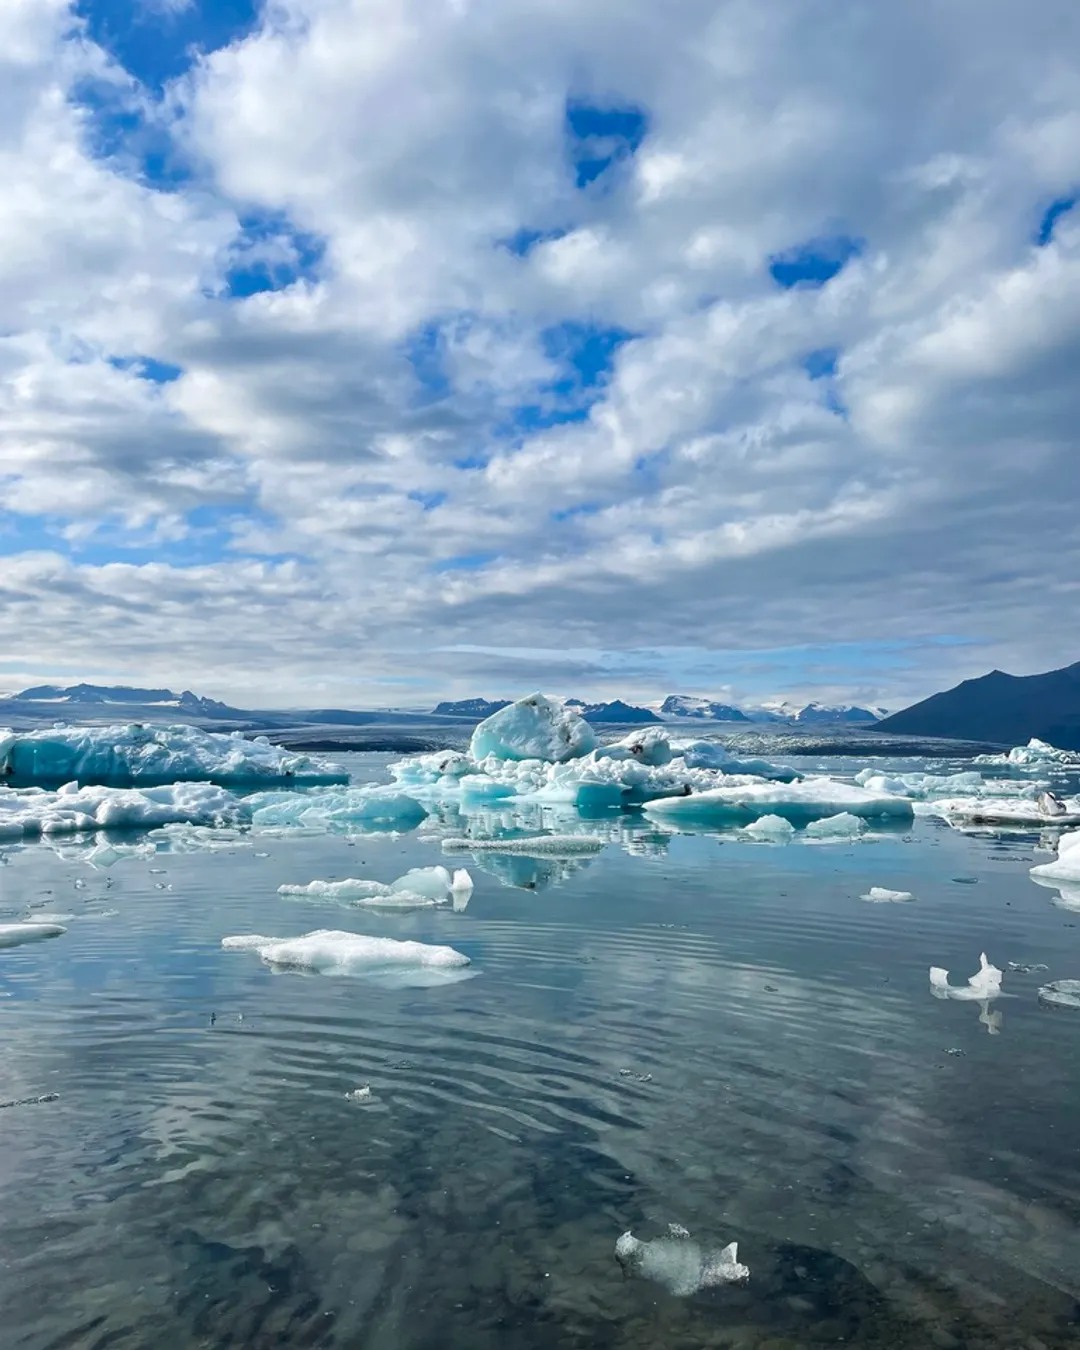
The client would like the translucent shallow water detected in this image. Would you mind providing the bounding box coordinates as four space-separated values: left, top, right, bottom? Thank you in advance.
2 751 1080 1349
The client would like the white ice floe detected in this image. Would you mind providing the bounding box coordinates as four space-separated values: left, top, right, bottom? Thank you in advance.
924 795 1080 829
929 952 1003 1001
0 723 346 788
643 779 914 827
614 1225 749 1295
854 767 988 798
390 866 453 898
0 781 241 839
803 812 866 840
860 887 915 903
742 814 797 841
597 728 674 766
245 785 428 831
280 864 470 909
0 921 67 948
469 693 596 763
1030 829 1080 885
222 930 472 985
1037 980 1080 1010
442 834 605 856
975 738 1080 769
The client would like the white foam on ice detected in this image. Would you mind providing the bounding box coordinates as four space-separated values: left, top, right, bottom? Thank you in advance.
469 693 596 763
222 929 472 985
643 779 914 826
803 812 866 840
614 1225 749 1295
0 723 346 788
442 834 605 856
0 922 67 948
0 781 241 839
929 952 1003 1001
860 886 915 903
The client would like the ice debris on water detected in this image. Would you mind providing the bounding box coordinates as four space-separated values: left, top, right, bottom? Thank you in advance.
860 887 915 903
803 811 866 840
742 814 796 841
0 723 346 788
0 921 67 949
0 781 242 840
928 796 1080 829
929 952 1003 1001
442 834 605 856
345 1086 373 1102
615 1224 749 1295
1037 980 1080 1010
1031 829 1080 886
469 693 596 763
222 930 472 985
0 1092 60 1109
280 864 472 909
1006 962 1049 974
975 738 1080 769
643 779 914 827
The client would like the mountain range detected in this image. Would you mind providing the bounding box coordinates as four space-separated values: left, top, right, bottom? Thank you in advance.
877 660 1080 750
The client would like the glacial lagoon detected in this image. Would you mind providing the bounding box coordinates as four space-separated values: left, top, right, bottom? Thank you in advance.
2 738 1080 1349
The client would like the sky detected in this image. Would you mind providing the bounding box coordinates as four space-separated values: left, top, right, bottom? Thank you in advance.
1 0 1078 712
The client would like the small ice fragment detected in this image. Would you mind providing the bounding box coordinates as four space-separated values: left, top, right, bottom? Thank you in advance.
929 952 1003 1001
943 1047 965 1056
1038 979 1080 1010
222 929 472 985
441 834 604 856
149 868 165 874
860 887 915 903
451 867 473 893
345 1086 373 1102
803 812 865 840
0 1092 60 1109
742 814 796 841
255 851 270 858
389 866 452 899
0 922 67 949
73 878 86 889
614 1226 748 1295
1006 962 1049 974
618 1068 653 1083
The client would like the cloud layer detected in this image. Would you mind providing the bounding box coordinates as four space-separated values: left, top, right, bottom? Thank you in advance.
2 0 1078 707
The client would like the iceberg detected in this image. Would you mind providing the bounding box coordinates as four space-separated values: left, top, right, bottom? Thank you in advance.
279 865 462 908
596 728 673 767
1030 829 1080 885
643 779 914 827
673 740 798 781
469 694 596 763
245 785 428 832
0 781 241 839
929 952 1003 1001
222 929 472 985
803 812 866 840
614 1224 748 1295
975 738 1080 770
442 834 605 856
0 921 67 948
390 865 453 898
860 886 915 903
0 723 346 789
926 796 1080 829
742 814 796 841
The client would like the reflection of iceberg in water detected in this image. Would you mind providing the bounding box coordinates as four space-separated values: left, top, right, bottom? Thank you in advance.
466 851 596 892
615 1224 749 1295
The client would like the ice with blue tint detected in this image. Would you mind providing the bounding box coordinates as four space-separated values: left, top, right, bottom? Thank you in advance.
1031 830 1080 885
245 785 428 831
0 781 241 839
469 694 596 762
222 930 472 986
643 779 915 827
0 724 346 789
803 811 866 840
922 794 1080 829
975 738 1080 770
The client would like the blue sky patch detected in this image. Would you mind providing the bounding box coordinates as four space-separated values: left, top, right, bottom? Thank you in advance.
565 100 648 187
71 77 193 190
769 236 862 289
551 502 601 522
408 490 447 511
501 227 567 257
1035 195 1076 246
542 321 634 390
432 551 497 573
76 0 261 93
804 347 839 380
109 355 183 384
223 211 325 298
404 322 452 403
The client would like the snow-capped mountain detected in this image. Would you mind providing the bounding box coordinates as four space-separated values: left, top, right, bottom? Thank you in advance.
659 695 751 722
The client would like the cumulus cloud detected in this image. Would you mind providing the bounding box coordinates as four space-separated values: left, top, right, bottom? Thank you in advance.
1 0 1078 707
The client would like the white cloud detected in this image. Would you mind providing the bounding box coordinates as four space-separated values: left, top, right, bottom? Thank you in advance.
1 0 1079 708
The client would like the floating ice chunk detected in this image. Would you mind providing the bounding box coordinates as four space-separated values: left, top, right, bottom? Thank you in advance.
389 750 474 786
450 868 473 910
860 886 915 903
1031 829 1080 885
929 952 1003 1001
644 779 913 827
0 781 240 839
451 867 473 893
247 786 427 832
222 930 472 985
672 740 797 781
742 814 796 841
976 738 1080 769
0 922 67 948
345 1086 373 1102
614 1225 749 1295
278 878 440 909
803 812 866 840
469 693 596 763
932 796 1080 828
1038 980 1080 1010
0 723 346 788
390 865 453 898
442 834 605 856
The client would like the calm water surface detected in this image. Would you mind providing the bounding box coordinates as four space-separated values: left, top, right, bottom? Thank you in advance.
2 752 1079 1349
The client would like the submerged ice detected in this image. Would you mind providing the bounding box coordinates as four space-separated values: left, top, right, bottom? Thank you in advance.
614 1224 749 1295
